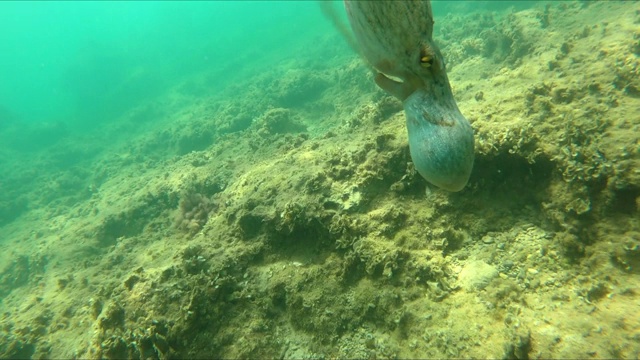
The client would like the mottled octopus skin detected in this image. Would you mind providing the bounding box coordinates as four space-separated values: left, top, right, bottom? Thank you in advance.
344 1 474 192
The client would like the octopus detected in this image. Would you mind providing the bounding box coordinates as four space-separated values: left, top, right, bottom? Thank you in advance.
323 1 474 192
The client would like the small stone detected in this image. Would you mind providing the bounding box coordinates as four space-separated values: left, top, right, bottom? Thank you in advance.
458 260 499 291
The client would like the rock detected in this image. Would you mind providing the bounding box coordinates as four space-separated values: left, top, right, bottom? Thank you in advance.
458 260 499 291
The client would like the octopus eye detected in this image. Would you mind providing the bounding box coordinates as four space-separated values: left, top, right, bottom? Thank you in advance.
420 55 432 68
420 46 434 68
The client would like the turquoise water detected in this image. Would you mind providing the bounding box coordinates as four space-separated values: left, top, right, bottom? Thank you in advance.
0 1 329 127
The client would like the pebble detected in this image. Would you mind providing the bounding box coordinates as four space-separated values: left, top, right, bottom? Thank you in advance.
458 260 499 291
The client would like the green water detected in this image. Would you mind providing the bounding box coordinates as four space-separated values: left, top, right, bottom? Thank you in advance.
0 1 331 127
